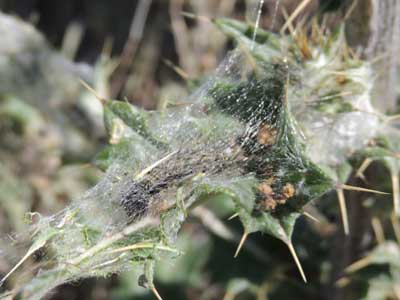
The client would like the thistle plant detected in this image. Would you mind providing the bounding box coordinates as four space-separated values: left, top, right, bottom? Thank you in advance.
1 14 400 300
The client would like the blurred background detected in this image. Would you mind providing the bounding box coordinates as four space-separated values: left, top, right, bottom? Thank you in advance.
2 1 398 300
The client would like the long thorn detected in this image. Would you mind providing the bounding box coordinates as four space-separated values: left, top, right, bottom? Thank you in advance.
339 184 389 195
336 189 349 235
302 211 320 223
392 173 400 216
287 242 307 283
0 250 34 286
151 285 163 300
345 256 371 273
234 232 248 258
163 59 189 80
79 79 107 104
180 11 211 23
228 213 239 220
336 277 351 288
135 151 178 180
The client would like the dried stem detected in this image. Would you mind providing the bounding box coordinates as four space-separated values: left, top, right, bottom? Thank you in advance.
170 0 195 77
391 213 400 244
111 0 153 96
337 188 349 235
355 158 372 181
345 256 371 273
280 0 313 34
392 173 400 216
371 217 385 244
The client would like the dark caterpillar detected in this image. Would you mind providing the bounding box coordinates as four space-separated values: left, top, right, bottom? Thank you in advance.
119 143 245 219
120 181 150 219
120 170 194 219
